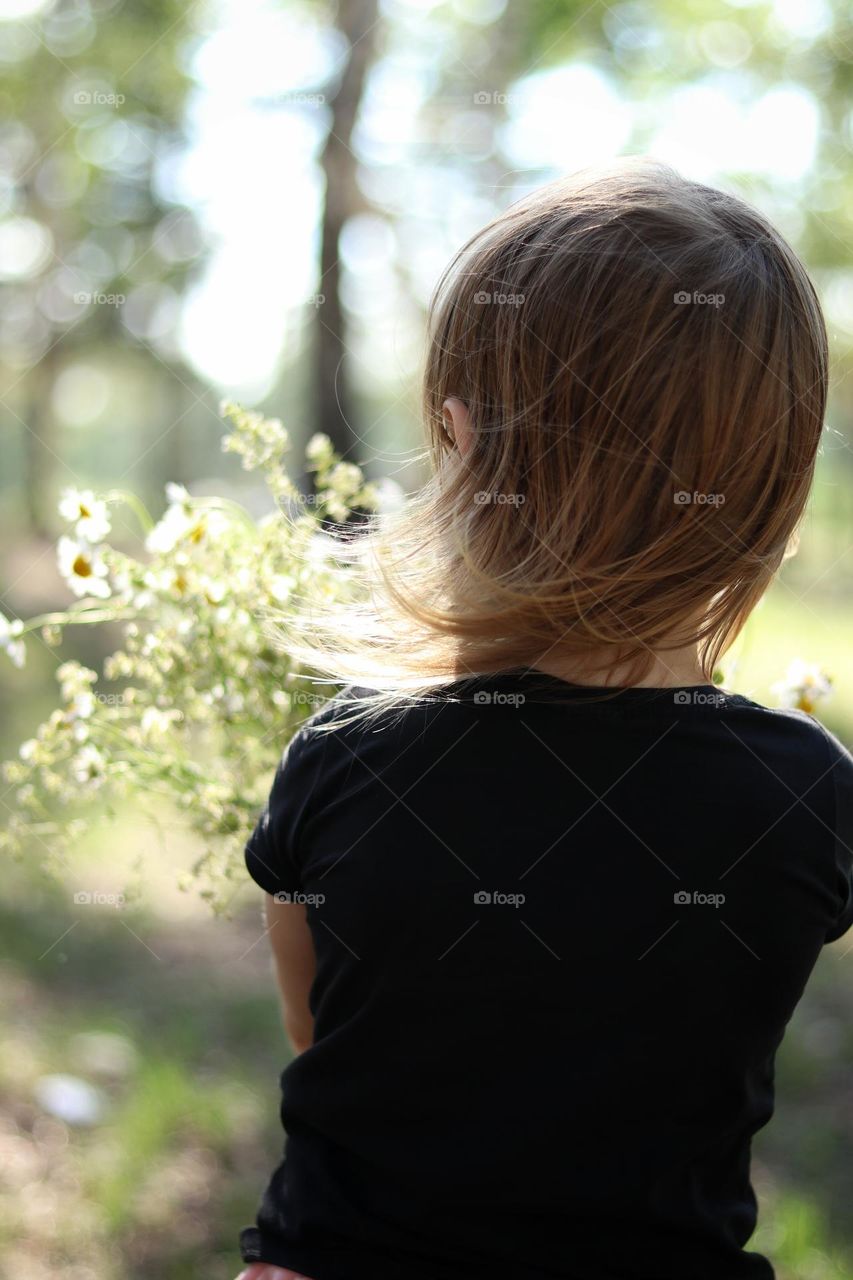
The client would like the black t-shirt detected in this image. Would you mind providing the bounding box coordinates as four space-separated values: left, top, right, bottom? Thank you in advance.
239 670 853 1280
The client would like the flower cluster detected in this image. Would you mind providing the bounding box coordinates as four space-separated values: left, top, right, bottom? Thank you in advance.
0 404 378 910
770 659 834 715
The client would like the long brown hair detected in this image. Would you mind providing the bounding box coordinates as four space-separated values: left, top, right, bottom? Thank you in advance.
283 158 828 717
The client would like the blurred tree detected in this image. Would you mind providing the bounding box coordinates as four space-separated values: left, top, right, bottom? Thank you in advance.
316 0 381 459
0 0 205 535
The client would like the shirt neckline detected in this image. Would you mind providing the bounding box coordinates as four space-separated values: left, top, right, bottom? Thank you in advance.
443 666 739 709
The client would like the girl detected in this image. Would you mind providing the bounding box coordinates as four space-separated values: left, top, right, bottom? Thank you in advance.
235 159 853 1280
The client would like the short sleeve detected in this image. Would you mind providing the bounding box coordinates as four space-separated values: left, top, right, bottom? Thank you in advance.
245 722 330 897
819 723 853 944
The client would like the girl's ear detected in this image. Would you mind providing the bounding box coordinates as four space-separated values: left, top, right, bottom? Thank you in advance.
441 397 473 459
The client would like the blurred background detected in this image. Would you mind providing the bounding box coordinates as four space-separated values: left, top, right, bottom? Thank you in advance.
2 0 853 1276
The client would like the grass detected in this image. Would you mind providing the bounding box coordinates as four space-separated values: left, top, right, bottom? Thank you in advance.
0 845 287 1280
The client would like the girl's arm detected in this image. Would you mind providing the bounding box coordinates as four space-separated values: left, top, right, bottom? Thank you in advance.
263 894 316 1055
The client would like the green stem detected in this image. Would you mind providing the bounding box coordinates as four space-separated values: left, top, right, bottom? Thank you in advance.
19 605 139 635
192 496 257 530
104 489 155 533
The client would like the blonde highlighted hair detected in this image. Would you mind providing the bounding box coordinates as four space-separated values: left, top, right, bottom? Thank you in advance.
284 159 828 716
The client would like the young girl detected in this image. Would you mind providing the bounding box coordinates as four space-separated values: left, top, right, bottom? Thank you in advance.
235 159 853 1280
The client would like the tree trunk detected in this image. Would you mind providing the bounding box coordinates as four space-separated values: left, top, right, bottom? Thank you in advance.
315 0 381 460
21 343 61 538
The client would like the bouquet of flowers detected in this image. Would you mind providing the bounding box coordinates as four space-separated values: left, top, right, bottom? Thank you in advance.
0 403 378 911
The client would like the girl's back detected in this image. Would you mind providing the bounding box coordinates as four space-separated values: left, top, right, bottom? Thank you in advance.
241 671 853 1280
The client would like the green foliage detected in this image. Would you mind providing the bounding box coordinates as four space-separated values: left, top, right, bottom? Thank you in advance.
753 1191 853 1280
0 0 202 358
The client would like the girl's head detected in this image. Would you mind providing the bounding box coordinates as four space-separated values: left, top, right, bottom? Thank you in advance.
291 158 828 703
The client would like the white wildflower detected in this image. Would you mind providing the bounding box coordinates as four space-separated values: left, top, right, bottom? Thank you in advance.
200 577 227 606
305 433 334 466
60 691 97 742
72 744 106 787
57 662 98 702
69 692 96 720
139 707 182 739
57 538 111 599
146 488 226 555
221 401 289 471
58 489 111 542
327 461 363 496
0 612 25 668
146 500 194 554
771 660 833 715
